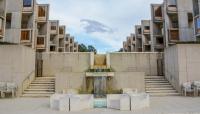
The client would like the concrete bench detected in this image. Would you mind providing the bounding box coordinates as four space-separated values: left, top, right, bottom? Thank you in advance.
130 93 150 110
0 82 17 98
70 94 94 111
107 94 130 111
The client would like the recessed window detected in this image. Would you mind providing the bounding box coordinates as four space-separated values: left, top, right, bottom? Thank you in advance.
38 6 46 17
6 13 12 29
23 0 32 7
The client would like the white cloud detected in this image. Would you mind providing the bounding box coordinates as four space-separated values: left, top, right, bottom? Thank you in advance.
37 0 163 52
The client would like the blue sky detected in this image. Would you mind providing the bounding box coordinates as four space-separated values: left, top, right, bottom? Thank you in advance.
37 0 163 53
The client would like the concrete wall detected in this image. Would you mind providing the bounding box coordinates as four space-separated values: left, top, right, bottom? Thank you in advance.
109 52 162 76
0 45 35 96
48 53 149 93
165 44 200 92
111 72 145 92
42 52 91 76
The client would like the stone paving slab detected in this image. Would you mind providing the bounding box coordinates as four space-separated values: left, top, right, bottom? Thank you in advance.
0 96 200 114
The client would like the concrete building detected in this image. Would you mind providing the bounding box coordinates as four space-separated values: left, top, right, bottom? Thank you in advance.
163 0 194 47
0 0 6 41
123 33 136 52
135 25 143 52
65 34 79 52
141 20 152 52
58 25 65 52
47 20 59 52
0 0 80 53
193 0 200 41
4 0 36 48
35 4 49 52
151 4 165 52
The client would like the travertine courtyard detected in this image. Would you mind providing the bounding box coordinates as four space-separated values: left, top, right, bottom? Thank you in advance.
1 96 200 114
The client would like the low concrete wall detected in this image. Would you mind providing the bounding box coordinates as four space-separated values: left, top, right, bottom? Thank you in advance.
165 44 200 92
111 72 145 92
55 72 145 93
42 52 91 76
109 52 163 76
56 72 85 93
0 45 35 96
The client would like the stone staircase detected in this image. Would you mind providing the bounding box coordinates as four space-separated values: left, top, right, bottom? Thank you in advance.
145 76 180 96
22 77 55 97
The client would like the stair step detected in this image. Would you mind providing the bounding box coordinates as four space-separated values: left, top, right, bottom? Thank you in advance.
146 88 175 90
146 90 177 93
145 81 169 83
25 88 54 91
30 84 54 86
149 93 180 96
145 76 165 79
23 91 55 94
31 82 55 84
29 86 54 88
146 83 171 86
145 79 167 81
22 94 52 97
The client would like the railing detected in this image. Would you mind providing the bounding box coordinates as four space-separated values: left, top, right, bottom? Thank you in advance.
170 22 179 29
22 71 35 93
167 5 177 12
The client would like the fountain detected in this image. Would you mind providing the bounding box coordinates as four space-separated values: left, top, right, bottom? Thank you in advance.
85 54 115 108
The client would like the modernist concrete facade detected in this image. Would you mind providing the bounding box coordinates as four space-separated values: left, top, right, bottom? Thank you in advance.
123 0 196 52
0 0 79 52
165 44 200 92
123 34 136 52
163 0 195 46
151 4 165 52
0 45 35 96
193 0 200 41
141 20 152 52
41 52 163 93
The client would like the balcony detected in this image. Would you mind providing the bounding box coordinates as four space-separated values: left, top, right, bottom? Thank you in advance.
21 29 32 43
169 30 179 41
23 0 33 13
167 5 177 13
37 6 48 21
170 22 179 30
36 35 45 49
50 26 58 34
143 29 150 34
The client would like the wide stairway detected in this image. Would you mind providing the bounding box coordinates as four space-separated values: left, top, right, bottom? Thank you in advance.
22 77 55 97
145 76 180 96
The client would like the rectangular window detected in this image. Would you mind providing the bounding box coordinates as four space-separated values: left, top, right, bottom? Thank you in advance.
23 0 32 7
38 6 46 17
51 26 56 30
6 13 12 29
21 30 30 41
37 37 44 45
193 0 199 16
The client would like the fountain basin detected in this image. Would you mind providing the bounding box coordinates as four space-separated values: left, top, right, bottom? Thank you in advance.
94 98 107 108
86 72 114 77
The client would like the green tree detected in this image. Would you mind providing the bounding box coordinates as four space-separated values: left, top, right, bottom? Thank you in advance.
87 45 97 53
78 44 88 52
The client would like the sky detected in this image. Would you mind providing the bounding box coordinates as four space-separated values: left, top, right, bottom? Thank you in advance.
37 0 163 53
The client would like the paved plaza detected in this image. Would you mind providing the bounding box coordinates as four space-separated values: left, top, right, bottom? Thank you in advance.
0 96 200 114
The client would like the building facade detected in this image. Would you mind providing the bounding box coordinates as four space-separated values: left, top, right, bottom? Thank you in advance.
123 0 196 52
0 0 79 52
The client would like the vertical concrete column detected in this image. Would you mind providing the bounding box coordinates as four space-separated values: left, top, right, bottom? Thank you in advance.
106 53 111 69
90 52 94 69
